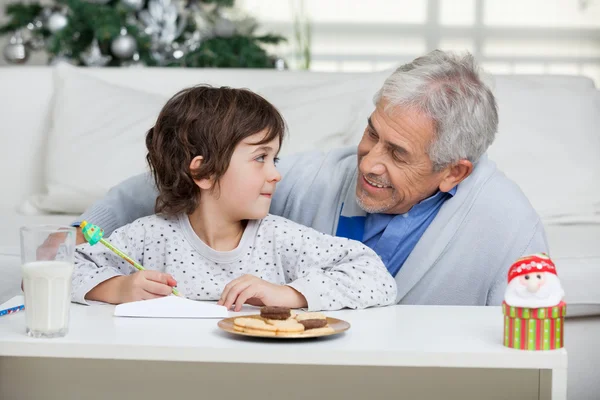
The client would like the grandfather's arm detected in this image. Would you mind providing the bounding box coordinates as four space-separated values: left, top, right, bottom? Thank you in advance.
78 173 158 238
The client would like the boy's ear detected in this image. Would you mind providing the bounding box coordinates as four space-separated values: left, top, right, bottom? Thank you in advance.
190 156 212 190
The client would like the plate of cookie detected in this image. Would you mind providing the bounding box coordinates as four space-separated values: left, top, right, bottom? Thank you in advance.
218 306 350 339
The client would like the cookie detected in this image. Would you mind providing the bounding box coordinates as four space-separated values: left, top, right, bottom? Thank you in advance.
233 317 258 328
242 328 277 336
276 331 304 337
303 326 335 335
233 317 277 332
295 312 327 321
298 319 328 330
260 306 291 320
265 319 305 332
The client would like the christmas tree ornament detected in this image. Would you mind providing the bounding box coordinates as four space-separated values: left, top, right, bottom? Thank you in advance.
82 38 112 67
47 11 68 33
120 0 145 11
0 0 285 68
139 0 186 46
3 32 29 64
171 42 184 60
181 30 202 52
111 28 138 59
502 253 566 350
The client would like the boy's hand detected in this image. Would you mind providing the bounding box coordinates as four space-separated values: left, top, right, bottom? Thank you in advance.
218 275 307 312
85 270 178 304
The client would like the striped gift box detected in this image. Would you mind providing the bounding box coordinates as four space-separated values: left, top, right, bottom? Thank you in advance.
502 301 566 351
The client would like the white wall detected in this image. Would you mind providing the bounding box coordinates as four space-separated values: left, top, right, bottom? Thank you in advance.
2 0 600 86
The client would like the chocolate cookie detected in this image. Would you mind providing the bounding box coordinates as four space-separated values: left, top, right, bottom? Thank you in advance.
298 319 328 330
260 306 291 320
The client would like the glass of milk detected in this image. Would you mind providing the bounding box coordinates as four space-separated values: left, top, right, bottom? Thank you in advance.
20 225 76 338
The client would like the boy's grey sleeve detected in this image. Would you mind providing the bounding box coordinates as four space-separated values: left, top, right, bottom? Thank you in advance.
78 172 157 237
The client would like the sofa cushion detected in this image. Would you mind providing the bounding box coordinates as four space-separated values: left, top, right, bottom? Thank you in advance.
27 64 389 214
487 77 600 222
27 65 166 215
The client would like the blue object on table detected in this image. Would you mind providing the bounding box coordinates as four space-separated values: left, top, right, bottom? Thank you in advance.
0 304 24 316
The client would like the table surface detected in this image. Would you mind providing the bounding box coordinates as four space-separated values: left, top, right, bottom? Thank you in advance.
0 302 567 369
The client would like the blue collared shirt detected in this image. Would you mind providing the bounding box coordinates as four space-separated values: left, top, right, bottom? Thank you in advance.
336 186 457 276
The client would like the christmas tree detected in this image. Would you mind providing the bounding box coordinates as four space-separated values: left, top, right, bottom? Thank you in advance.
0 0 286 68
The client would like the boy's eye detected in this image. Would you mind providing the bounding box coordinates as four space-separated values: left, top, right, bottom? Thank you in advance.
274 157 280 165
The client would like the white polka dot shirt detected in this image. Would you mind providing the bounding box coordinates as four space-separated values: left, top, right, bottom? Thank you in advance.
72 214 397 311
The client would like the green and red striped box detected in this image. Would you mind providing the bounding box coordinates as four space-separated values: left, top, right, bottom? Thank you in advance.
502 301 566 350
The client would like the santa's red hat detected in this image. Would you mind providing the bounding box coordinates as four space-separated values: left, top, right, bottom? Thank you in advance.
508 253 557 283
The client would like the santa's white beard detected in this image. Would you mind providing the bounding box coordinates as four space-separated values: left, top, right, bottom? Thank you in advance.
504 274 565 308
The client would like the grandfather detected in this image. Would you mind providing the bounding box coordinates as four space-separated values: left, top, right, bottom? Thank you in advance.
74 50 548 306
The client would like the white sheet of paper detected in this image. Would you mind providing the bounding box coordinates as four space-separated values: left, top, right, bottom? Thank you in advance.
114 296 228 319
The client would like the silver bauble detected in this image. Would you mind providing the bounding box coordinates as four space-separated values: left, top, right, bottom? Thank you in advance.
111 29 138 59
47 12 68 33
3 33 29 64
120 0 145 11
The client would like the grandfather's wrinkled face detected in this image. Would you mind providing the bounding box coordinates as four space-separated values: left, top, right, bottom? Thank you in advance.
356 102 447 214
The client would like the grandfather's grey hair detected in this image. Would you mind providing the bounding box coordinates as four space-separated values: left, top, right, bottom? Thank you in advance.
373 50 498 171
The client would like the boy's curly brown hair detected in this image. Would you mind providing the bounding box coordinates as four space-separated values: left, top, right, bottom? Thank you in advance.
145 85 286 216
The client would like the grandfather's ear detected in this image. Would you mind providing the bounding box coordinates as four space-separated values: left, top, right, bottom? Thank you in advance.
439 159 473 193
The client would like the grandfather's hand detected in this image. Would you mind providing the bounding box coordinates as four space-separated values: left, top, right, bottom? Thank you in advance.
23 228 86 291
36 228 86 261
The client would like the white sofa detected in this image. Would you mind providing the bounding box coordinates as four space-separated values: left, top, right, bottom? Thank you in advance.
1 64 599 399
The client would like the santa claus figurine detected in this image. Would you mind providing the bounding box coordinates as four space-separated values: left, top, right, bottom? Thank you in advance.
504 253 565 309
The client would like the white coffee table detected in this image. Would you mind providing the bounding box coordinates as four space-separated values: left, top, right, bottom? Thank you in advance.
0 301 567 400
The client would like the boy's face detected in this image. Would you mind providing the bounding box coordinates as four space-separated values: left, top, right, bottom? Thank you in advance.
217 130 281 220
